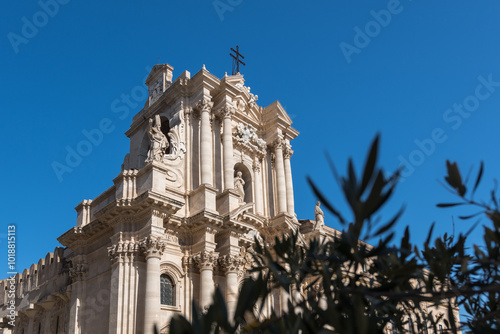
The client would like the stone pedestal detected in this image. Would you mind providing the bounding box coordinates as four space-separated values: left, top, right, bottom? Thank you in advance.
216 189 242 216
190 184 218 214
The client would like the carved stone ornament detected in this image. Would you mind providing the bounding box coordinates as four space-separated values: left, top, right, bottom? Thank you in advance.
233 123 266 155
140 236 166 259
193 250 219 271
165 123 186 161
240 246 255 270
107 240 141 264
69 261 88 282
149 77 164 104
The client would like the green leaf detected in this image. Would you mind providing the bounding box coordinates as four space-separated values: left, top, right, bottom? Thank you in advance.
472 161 484 196
436 202 465 208
360 134 379 196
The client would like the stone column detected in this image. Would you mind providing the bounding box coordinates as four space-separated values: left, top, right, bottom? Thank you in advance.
253 157 263 215
274 138 287 214
140 237 165 334
68 256 87 334
193 251 218 312
220 254 242 320
198 99 214 186
222 108 235 190
283 144 295 216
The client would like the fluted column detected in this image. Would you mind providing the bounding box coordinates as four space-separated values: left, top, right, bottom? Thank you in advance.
283 144 295 216
220 254 243 320
194 250 219 312
198 99 214 186
253 157 263 215
274 138 287 214
222 108 235 190
140 237 165 334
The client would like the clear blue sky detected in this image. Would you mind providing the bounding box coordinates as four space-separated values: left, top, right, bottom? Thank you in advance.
1 0 500 278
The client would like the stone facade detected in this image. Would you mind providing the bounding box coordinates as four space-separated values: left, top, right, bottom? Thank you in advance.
0 63 459 334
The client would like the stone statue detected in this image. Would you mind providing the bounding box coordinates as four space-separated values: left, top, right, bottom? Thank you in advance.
314 201 324 230
146 115 169 163
234 171 245 201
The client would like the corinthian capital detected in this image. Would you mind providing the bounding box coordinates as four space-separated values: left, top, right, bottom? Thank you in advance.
283 144 293 159
195 97 214 113
219 106 235 119
193 250 219 271
219 254 243 274
140 236 166 259
273 138 284 151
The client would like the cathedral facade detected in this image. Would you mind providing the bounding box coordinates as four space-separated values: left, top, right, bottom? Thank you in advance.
0 63 322 334
0 63 459 334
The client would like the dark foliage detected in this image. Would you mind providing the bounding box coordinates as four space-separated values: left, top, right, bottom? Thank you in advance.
168 136 499 334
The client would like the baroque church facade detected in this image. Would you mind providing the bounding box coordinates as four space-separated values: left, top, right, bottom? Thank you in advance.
0 63 459 334
0 63 332 334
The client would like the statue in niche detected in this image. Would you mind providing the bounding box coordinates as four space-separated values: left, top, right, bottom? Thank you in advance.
146 115 169 163
234 171 245 201
314 201 324 230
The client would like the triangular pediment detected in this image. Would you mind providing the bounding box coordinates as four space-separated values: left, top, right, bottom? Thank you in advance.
263 100 293 125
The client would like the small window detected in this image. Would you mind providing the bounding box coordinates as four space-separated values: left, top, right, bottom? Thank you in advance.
438 324 443 334
160 274 174 306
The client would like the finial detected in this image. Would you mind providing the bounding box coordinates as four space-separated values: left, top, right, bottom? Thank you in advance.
202 64 206 70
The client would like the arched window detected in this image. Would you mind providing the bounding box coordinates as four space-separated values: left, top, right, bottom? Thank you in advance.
160 274 174 306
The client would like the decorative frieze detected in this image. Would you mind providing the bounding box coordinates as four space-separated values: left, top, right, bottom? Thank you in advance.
107 240 141 264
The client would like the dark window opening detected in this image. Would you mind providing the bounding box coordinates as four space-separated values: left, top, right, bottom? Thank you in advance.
160 274 174 306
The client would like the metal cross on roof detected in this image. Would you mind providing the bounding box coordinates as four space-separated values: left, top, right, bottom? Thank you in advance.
230 45 245 75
